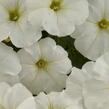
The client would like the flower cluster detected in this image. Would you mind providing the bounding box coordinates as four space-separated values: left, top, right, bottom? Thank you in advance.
0 0 109 109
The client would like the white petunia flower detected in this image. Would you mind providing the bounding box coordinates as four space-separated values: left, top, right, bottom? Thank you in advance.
65 61 103 102
18 37 72 95
35 91 81 109
65 68 109 109
66 53 109 109
26 0 89 36
82 52 109 82
0 82 36 109
0 0 41 48
66 53 109 100
0 43 21 85
83 52 109 109
65 67 92 103
83 79 109 109
72 0 109 60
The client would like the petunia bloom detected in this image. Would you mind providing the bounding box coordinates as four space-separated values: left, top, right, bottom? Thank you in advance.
0 82 36 109
35 91 81 109
18 37 72 95
66 52 109 109
72 0 109 60
26 0 89 36
0 0 41 47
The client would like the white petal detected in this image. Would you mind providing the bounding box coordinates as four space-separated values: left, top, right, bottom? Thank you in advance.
43 9 60 36
38 38 69 61
26 0 50 10
18 49 35 64
84 80 109 109
35 92 51 109
47 58 72 74
24 43 41 62
19 64 38 87
16 97 36 109
28 8 47 33
56 12 75 36
0 5 17 40
72 21 97 39
25 70 49 94
93 52 109 82
3 84 32 109
0 5 8 23
82 62 97 79
48 92 72 108
9 20 41 48
87 0 104 22
35 92 81 109
84 31 108 60
18 49 38 83
24 69 62 94
46 68 67 90
38 37 56 59
105 0 109 19
74 22 104 60
0 82 10 103
0 74 19 85
43 9 75 36
82 62 94 73
0 43 21 76
0 22 12 41
0 0 20 9
21 68 66 94
66 67 90 100
62 0 89 25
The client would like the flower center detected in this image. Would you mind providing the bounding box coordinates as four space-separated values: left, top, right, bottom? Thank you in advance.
98 19 109 29
9 9 20 22
50 0 62 11
48 104 55 109
4 37 11 43
36 59 47 69
48 104 63 109
0 104 5 109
